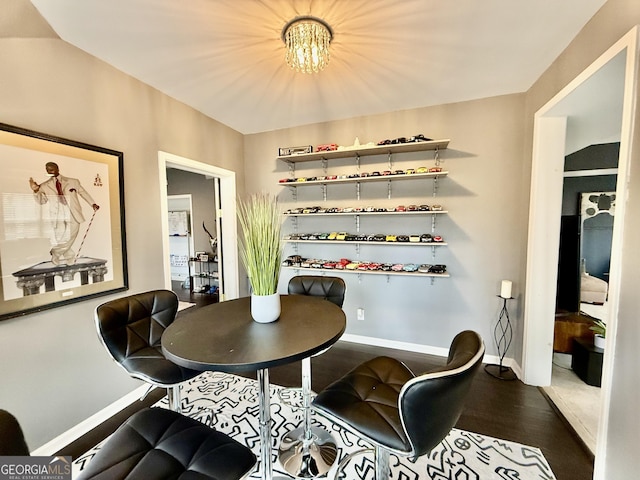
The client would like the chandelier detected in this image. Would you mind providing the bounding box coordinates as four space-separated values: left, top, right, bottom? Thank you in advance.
282 16 333 74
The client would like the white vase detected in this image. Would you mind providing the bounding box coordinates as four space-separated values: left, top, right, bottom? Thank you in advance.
594 334 606 349
251 293 280 323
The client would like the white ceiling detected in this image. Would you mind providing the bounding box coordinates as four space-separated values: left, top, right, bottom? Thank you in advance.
29 0 607 134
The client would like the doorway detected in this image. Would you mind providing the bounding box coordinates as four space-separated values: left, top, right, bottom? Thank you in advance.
158 151 239 301
523 27 638 477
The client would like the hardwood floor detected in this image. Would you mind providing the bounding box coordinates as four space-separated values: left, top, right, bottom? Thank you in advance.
57 293 594 480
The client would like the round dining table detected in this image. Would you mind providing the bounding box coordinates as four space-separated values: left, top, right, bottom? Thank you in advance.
162 294 346 480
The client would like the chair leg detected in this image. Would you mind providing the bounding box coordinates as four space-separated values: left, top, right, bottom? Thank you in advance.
168 385 182 413
374 445 390 480
332 447 373 479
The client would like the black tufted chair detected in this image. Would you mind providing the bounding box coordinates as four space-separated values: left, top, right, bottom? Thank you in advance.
312 330 485 480
278 275 346 478
76 407 256 480
95 290 202 412
0 409 29 456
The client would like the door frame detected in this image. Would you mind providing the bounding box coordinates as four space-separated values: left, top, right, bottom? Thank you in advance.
158 151 239 300
523 26 638 477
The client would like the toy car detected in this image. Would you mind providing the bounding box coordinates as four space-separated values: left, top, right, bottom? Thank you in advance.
429 264 447 274
316 143 338 152
409 134 432 142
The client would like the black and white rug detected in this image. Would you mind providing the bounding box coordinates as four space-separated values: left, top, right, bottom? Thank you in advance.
72 372 556 479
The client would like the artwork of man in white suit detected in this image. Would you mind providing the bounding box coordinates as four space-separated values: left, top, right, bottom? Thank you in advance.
28 161 100 265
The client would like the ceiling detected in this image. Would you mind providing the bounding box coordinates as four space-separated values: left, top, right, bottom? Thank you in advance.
29 0 607 135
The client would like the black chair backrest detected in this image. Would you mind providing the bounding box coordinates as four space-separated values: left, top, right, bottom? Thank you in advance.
288 276 346 308
95 289 179 365
399 330 484 458
0 409 29 456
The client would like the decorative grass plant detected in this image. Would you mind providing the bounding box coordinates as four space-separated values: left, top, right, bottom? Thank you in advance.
237 193 283 296
590 318 606 338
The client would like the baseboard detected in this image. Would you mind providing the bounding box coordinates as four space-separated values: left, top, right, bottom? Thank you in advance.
31 384 153 456
339 334 521 378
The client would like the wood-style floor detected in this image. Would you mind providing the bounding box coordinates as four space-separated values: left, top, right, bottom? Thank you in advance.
57 292 594 480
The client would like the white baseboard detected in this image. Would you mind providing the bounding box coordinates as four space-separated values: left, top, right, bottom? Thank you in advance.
31 385 154 456
339 334 521 378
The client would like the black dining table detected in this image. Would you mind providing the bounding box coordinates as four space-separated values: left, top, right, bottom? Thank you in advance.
161 294 346 480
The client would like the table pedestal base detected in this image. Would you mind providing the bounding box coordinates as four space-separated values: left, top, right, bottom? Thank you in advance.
257 369 295 480
279 426 337 478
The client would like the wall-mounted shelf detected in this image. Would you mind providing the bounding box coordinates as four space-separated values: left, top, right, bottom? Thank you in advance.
283 239 448 247
283 210 448 217
279 135 450 282
283 265 449 278
278 171 447 187
277 139 450 163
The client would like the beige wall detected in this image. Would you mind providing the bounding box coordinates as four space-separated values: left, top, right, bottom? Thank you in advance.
0 1 244 449
245 93 527 355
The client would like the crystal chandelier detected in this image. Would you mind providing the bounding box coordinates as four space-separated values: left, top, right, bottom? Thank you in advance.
282 16 333 74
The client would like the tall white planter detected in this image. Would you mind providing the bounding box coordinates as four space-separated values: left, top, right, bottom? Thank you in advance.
251 293 281 323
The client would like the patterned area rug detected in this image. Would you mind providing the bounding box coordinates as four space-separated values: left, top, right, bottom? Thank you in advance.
72 372 556 479
177 301 196 311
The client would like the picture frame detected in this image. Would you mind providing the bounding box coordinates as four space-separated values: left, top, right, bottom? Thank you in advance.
0 123 128 321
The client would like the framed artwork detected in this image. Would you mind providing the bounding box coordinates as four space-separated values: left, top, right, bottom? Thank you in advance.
0 123 128 321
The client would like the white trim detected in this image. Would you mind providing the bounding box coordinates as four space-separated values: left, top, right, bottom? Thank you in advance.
31 384 152 456
158 151 239 300
563 168 618 177
523 116 567 387
339 334 516 373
